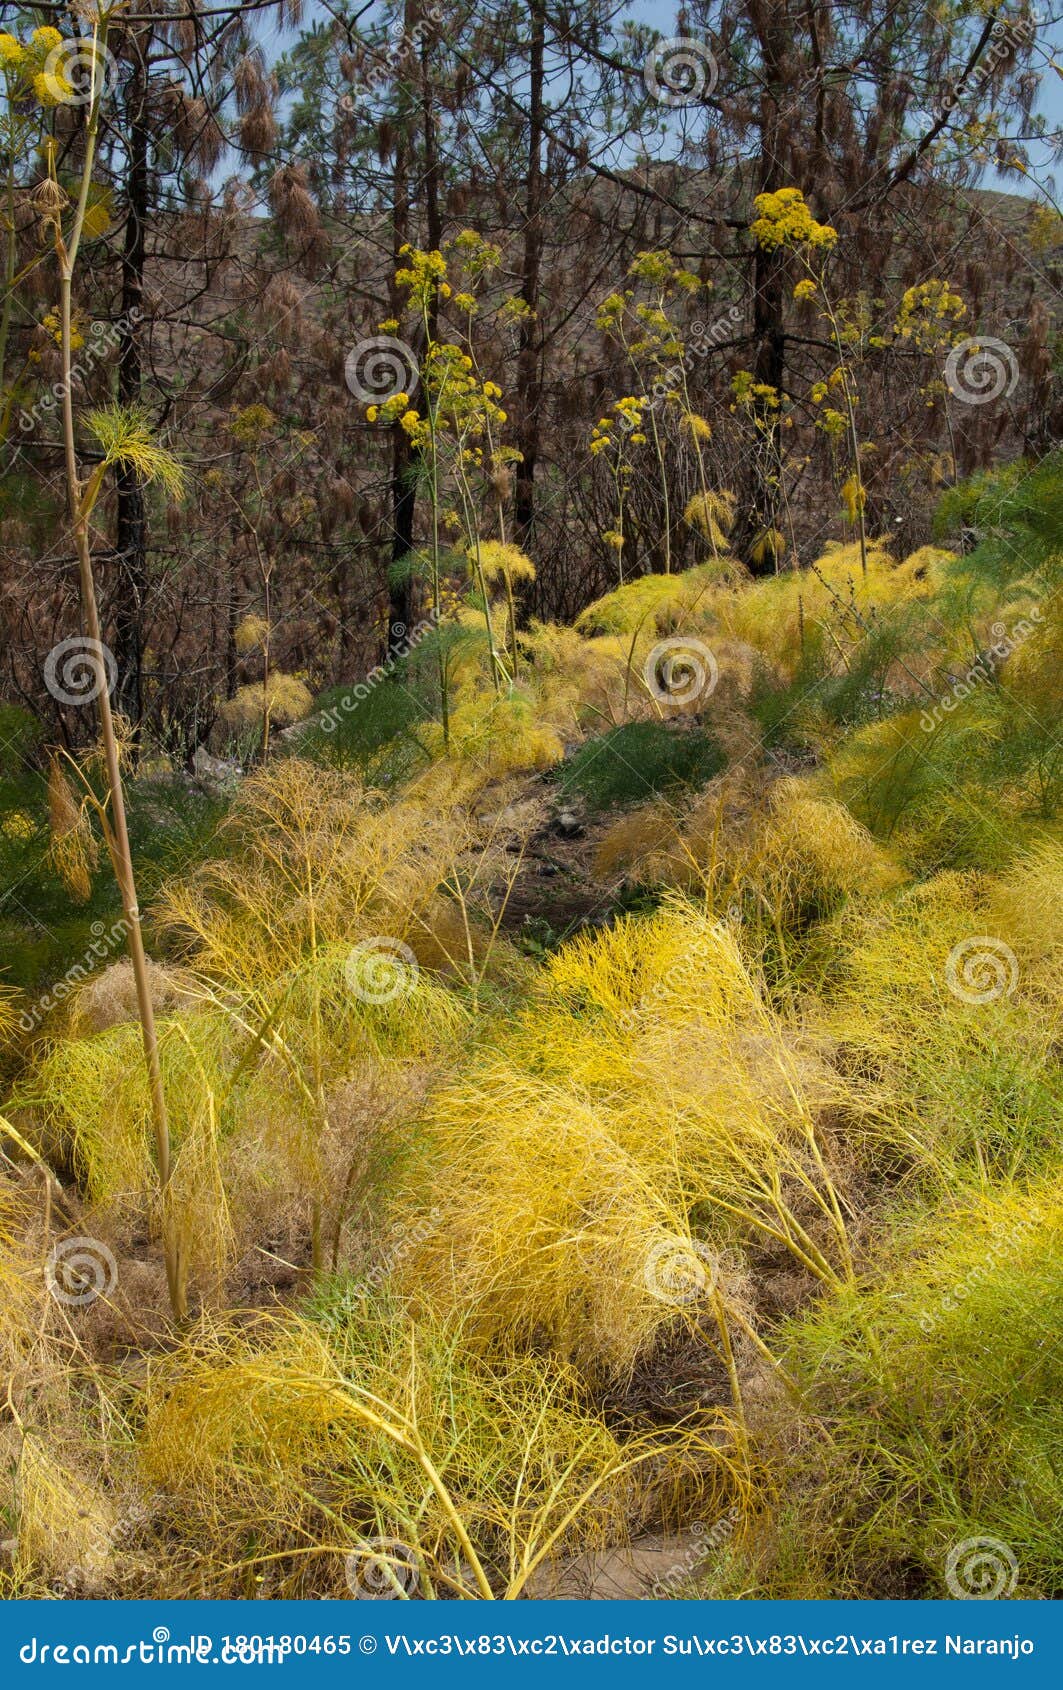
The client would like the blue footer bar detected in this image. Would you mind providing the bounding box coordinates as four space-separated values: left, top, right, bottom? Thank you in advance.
2 1601 1060 1686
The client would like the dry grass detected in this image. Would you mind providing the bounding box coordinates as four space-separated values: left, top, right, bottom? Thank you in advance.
2 504 1060 1602
136 1304 735 1598
404 898 854 1390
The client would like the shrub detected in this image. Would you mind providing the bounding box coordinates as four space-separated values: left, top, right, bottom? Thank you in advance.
555 721 725 810
723 1179 1063 1599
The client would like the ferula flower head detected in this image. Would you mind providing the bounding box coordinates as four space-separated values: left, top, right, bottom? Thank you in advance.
751 188 838 252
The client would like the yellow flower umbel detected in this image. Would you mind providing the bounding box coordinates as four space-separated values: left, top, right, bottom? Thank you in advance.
594 251 717 574
684 490 735 555
30 26 75 106
370 236 523 707
40 305 86 351
750 188 837 252
680 411 712 443
229 403 277 446
893 279 966 354
395 243 448 311
589 399 649 581
473 541 536 589
1 24 85 106
749 190 871 574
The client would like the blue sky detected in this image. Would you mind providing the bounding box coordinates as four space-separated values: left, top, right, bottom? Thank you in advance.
628 0 1063 200
264 1 1062 204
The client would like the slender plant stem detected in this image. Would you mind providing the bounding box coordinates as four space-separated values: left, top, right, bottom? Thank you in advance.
52 25 183 1320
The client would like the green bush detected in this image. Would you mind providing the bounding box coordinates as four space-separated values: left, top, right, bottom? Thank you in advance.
554 720 725 810
733 1181 1063 1600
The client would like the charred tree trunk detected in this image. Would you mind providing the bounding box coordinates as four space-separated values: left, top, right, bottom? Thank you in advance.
385 6 443 663
742 1 790 573
514 0 546 549
113 31 151 738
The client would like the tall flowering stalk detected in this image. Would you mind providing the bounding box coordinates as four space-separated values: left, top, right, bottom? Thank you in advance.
367 238 523 712
594 252 716 574
20 13 187 1317
589 397 646 581
750 189 869 575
